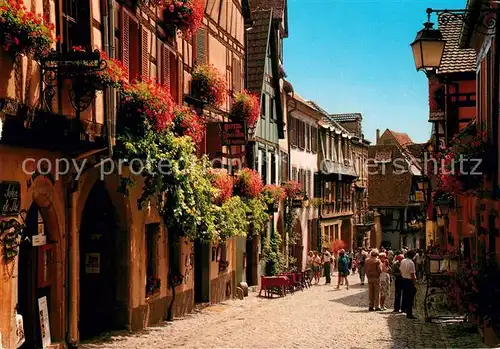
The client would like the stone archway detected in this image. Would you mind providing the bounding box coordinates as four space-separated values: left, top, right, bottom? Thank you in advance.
76 173 132 340
16 178 65 348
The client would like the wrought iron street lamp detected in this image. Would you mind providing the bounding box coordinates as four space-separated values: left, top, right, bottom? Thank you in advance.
411 15 446 71
411 5 499 72
436 200 451 216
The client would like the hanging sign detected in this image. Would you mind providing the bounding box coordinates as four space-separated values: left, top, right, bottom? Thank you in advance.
38 297 51 349
0 181 20 216
15 313 25 348
32 234 47 247
85 253 100 274
221 122 246 146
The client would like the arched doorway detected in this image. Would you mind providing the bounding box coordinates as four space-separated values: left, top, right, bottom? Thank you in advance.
18 204 52 348
79 181 118 340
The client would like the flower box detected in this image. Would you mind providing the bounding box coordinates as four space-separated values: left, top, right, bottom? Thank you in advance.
0 0 55 60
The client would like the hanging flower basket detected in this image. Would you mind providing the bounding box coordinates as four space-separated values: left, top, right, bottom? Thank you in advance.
156 0 205 37
67 46 128 90
120 80 176 133
230 90 260 129
261 184 285 212
210 170 234 205
191 63 227 107
234 168 263 199
0 0 56 60
172 105 206 145
282 181 301 199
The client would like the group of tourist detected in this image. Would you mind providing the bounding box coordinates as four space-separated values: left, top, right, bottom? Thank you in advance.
307 245 424 320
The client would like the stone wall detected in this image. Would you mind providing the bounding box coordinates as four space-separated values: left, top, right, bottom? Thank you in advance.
210 271 235 304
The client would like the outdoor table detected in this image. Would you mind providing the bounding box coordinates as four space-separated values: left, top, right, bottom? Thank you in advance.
259 276 289 297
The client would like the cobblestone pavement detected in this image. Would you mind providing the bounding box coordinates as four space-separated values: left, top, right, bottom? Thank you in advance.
80 274 485 349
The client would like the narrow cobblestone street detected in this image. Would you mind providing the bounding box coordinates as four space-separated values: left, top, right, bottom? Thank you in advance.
80 274 484 349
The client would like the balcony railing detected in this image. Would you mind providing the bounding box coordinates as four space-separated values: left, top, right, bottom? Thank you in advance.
353 211 375 226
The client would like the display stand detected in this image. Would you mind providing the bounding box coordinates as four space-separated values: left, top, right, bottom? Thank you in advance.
424 255 465 323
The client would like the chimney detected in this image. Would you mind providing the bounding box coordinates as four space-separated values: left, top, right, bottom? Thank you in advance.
376 129 380 145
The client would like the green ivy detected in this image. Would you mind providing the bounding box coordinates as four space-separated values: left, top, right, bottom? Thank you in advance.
215 196 249 242
261 230 286 276
246 198 269 236
284 197 299 244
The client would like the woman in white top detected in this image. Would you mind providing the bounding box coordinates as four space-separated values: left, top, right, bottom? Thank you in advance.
379 252 391 311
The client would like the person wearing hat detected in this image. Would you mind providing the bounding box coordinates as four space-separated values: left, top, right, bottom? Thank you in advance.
365 249 382 311
336 249 350 290
392 253 405 313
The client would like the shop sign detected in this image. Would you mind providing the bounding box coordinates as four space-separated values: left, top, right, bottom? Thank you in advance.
85 253 100 274
38 296 51 348
221 122 246 146
0 181 20 216
15 313 25 348
32 234 47 247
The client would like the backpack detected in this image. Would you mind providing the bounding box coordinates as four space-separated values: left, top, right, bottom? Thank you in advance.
392 261 401 277
359 255 366 266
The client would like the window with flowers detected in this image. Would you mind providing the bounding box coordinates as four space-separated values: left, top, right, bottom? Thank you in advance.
62 0 91 52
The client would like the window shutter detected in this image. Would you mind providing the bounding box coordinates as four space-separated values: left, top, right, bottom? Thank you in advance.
169 52 179 103
292 166 297 182
314 172 321 198
121 9 130 80
195 28 207 64
141 27 149 79
232 58 241 92
307 170 311 196
311 127 317 152
300 121 305 148
290 117 297 146
162 45 171 90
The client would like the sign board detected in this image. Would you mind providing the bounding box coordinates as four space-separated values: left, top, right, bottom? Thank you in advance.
32 234 47 247
0 182 20 216
221 122 246 146
15 313 25 348
38 297 51 349
85 253 100 274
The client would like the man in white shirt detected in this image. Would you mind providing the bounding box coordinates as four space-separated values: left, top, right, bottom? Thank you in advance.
400 250 417 319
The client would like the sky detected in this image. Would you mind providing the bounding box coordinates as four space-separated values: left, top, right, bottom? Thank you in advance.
284 0 467 144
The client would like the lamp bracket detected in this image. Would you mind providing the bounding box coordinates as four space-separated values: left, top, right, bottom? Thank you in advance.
427 7 497 36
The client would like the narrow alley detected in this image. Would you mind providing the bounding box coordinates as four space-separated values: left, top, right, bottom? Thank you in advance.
79 274 483 349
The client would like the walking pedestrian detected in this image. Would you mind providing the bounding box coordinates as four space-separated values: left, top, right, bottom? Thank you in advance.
392 254 404 313
322 247 332 284
356 248 367 285
379 252 391 311
416 250 425 281
306 251 314 282
336 249 349 290
312 251 322 284
400 250 417 319
364 249 382 311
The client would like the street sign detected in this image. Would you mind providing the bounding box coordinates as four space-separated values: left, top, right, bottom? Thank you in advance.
0 181 21 216
221 122 246 146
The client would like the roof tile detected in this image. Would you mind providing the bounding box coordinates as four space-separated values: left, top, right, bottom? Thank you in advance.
246 10 272 95
437 13 477 75
328 113 362 122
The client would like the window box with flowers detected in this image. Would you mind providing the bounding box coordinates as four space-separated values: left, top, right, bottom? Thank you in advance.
153 0 205 37
432 126 491 195
0 0 55 61
172 105 205 146
57 46 128 91
190 63 227 108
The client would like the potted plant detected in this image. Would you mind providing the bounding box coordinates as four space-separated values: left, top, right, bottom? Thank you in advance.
0 0 55 60
230 90 260 129
156 0 205 37
191 63 227 107
146 276 161 297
